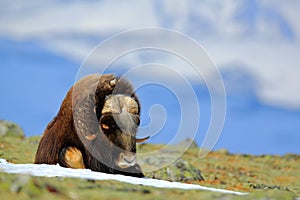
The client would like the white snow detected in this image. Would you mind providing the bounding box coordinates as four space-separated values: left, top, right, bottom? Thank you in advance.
0 158 247 195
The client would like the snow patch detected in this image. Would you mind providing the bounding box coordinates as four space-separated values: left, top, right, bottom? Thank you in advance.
0 159 247 195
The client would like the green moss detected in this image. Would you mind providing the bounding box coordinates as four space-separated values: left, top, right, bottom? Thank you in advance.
0 135 300 199
0 136 38 163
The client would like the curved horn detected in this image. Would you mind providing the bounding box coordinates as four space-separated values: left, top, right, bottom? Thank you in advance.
72 74 110 143
85 134 97 141
135 136 150 143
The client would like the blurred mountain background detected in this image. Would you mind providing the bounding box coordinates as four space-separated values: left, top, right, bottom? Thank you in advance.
0 0 299 155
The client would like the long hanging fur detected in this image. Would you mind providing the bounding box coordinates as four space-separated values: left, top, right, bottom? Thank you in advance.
34 74 143 177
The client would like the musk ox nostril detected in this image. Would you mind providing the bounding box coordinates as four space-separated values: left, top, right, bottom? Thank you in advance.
117 153 137 168
120 153 135 163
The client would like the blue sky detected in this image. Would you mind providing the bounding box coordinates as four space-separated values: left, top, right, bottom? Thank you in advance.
0 0 300 155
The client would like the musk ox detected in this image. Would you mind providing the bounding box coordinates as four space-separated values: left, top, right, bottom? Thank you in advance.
34 74 149 177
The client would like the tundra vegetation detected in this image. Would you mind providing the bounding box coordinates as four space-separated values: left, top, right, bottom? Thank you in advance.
0 124 299 200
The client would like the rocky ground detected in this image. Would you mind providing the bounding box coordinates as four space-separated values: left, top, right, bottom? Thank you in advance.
0 121 299 199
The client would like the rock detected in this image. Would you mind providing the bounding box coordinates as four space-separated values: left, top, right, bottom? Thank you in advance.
0 120 24 138
10 175 31 193
249 183 291 192
215 148 229 155
145 158 204 182
178 138 198 149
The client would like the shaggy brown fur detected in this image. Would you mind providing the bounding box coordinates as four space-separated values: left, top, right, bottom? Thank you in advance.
34 74 144 177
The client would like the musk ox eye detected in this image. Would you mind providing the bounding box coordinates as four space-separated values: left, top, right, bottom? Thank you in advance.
101 123 109 130
100 114 116 131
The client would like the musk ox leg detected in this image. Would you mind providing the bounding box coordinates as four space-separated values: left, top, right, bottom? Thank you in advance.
59 147 85 169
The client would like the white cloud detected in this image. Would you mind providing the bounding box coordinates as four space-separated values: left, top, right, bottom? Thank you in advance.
0 0 158 39
204 40 300 109
1 0 300 109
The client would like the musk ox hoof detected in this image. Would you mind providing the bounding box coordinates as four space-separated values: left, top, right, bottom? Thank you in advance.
59 147 85 169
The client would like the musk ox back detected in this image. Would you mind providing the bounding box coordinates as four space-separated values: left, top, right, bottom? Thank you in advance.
34 74 149 177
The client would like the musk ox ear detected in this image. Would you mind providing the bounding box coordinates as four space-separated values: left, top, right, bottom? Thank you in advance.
135 136 150 143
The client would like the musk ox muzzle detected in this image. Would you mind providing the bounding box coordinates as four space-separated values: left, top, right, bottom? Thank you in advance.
117 152 137 168
100 94 149 170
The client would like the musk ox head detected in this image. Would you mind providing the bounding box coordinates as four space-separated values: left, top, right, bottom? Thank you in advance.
72 74 149 177
100 94 143 170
